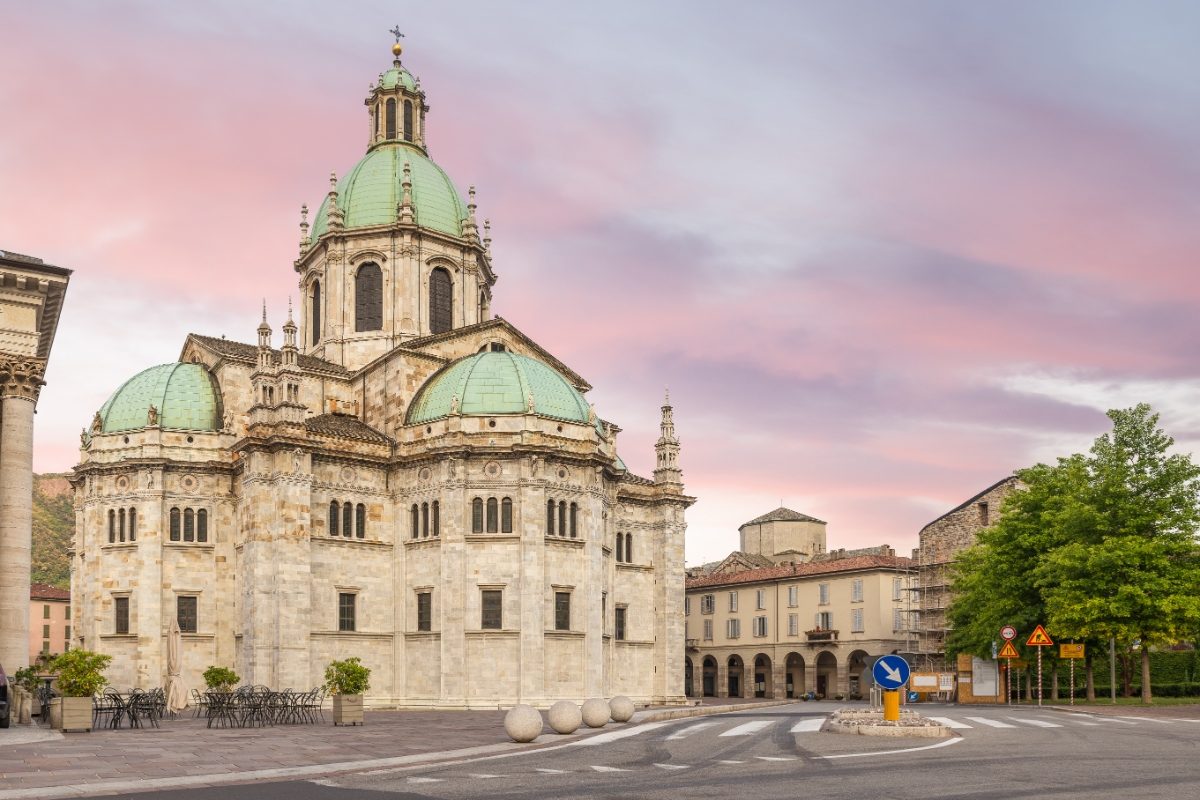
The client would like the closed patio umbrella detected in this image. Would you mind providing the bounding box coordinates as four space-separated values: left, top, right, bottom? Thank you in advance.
165 616 187 715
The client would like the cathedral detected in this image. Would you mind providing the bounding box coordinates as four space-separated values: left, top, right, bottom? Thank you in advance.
70 39 692 708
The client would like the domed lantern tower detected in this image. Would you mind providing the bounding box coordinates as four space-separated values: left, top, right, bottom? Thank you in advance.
296 33 496 371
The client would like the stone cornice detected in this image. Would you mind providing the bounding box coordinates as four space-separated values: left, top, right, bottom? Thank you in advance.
0 354 46 401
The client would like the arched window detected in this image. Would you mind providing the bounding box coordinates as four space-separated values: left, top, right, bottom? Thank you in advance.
355 504 366 539
118 508 126 542
330 501 340 537
558 501 567 538
422 502 429 538
429 267 453 334
569 503 577 538
547 500 555 535
385 98 396 138
374 103 380 136
129 507 137 541
355 263 383 332
183 508 195 542
411 504 419 539
108 509 115 543
403 99 414 141
501 498 513 533
432 500 440 537
311 281 321 346
170 508 181 541
472 497 484 533
626 533 633 563
342 502 353 538
197 509 208 543
486 497 498 533
616 532 623 562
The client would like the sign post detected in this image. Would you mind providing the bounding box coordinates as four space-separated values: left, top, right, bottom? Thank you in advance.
1025 625 1054 707
997 638 1020 706
1059 643 1085 706
872 655 911 722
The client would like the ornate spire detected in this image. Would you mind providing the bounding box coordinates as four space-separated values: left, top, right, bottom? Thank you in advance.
256 301 273 370
326 172 344 231
281 298 298 367
399 161 414 224
298 204 310 256
653 388 682 486
464 185 479 243
483 218 492 258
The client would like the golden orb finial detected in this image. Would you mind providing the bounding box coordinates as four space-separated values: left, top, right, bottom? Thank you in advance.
389 26 405 58
392 41 403 57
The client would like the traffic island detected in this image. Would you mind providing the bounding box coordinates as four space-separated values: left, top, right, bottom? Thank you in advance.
825 709 953 738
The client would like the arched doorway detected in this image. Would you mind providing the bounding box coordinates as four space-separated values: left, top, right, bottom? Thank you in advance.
847 650 870 699
702 656 718 697
684 657 695 697
727 655 745 698
753 654 773 698
785 652 805 698
816 651 838 698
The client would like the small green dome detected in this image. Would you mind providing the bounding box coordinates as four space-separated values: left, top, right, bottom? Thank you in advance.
309 143 467 241
97 363 222 433
407 351 592 425
379 64 417 92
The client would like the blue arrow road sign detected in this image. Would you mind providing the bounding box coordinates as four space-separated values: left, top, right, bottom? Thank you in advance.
872 655 911 690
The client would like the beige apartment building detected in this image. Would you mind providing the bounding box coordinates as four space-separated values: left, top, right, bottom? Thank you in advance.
29 583 70 663
684 508 915 699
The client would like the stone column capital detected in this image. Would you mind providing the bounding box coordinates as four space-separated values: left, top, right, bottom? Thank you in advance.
0 355 47 402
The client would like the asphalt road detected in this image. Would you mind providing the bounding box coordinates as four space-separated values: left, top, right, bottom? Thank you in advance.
94 703 1200 800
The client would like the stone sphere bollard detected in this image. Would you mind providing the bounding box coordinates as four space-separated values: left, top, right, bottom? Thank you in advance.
609 695 635 723
548 700 583 734
581 698 611 728
504 704 543 743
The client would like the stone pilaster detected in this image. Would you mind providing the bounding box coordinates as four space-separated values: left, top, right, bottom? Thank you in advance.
0 356 45 671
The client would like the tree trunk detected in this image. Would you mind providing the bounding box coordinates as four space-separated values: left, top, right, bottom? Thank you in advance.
1120 651 1134 697
1141 645 1152 703
1085 656 1096 702
1051 662 1060 701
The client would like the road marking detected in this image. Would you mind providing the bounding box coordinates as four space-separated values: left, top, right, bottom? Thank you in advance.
591 765 630 772
816 737 964 759
965 716 1016 728
719 720 774 737
535 768 568 774
1008 717 1062 728
468 773 501 779
717 760 745 764
1116 716 1174 724
927 716 972 729
1092 716 1137 725
572 721 671 746
654 763 690 770
790 718 825 733
1059 717 1100 726
407 777 443 784
755 756 797 761
667 722 718 740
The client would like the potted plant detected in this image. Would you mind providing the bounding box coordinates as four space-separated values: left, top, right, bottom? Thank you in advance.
202 666 240 693
324 657 370 726
12 666 42 725
48 649 111 732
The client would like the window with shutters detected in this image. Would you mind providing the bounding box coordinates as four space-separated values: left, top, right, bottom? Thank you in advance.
851 608 864 633
700 594 714 614
115 597 130 635
554 591 571 631
624 532 632 561
892 577 903 601
355 263 383 332
728 591 738 612
788 586 798 607
753 616 768 637
546 499 555 535
311 281 321 345
893 607 904 632
851 579 863 603
108 509 115 543
756 589 766 610
615 532 623 561
788 613 799 636
118 508 125 541
417 591 432 631
429 268 453 333
481 589 503 630
703 619 713 640
684 597 691 616
569 503 577 538
422 502 429 538
818 583 830 605
177 596 198 634
817 611 832 630
338 593 356 632
726 618 741 639
342 502 352 538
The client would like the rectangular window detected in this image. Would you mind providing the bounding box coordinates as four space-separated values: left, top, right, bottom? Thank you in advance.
338 593 356 632
788 586 798 607
726 618 741 639
753 616 768 637
684 596 691 616
115 596 130 635
481 589 503 630
43 604 50 619
43 624 50 638
700 594 714 614
555 591 571 631
728 591 738 612
703 619 713 641
42 641 50 653
65 625 71 641
852 608 864 633
756 589 766 610
615 606 627 641
417 591 432 632
818 583 829 605
788 613 799 636
851 579 863 603
893 607 904 632
177 596 198 634
66 605 71 618
817 611 832 630
893 577 903 601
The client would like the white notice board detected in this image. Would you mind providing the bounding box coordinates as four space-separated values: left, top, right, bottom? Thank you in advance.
971 657 998 695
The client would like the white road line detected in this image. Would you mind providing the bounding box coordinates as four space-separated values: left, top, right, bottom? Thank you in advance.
1008 717 1062 728
572 721 671 746
591 766 630 772
717 760 745 764
790 718 825 733
468 774 501 779
927 716 972 729
816 738 964 759
1116 716 1175 724
965 716 1016 728
407 777 443 784
667 722 718 740
755 756 797 761
1059 717 1101 726
1092 716 1138 725
654 763 690 770
719 720 774 737
535 768 568 774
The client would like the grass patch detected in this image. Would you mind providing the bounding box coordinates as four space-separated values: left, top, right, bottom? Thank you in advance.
1043 696 1200 707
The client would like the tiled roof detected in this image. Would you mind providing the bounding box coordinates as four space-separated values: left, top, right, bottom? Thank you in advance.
304 413 391 444
740 507 825 527
31 583 69 601
189 335 351 376
685 554 914 590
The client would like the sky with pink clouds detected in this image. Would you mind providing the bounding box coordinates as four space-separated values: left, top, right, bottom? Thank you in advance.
4 1 1200 565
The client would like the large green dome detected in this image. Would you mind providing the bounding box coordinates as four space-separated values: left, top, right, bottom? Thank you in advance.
309 142 467 241
407 351 591 425
97 363 222 433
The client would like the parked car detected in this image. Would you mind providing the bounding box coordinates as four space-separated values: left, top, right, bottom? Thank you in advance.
0 662 10 728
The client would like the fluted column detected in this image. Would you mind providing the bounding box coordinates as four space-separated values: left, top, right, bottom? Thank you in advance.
0 356 46 672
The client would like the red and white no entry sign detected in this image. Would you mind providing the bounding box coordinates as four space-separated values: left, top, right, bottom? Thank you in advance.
1000 625 1017 641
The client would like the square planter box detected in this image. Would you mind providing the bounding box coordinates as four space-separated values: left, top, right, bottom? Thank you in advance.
332 694 363 726
52 697 93 732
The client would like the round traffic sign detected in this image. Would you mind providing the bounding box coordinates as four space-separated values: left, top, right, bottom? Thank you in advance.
1000 625 1017 641
872 655 911 690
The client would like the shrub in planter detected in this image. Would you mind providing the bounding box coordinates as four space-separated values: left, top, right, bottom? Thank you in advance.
202 666 240 692
48 649 111 732
324 657 371 726
834 693 845 701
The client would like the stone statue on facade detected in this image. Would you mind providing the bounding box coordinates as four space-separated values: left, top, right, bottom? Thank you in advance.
147 404 159 427
91 411 103 433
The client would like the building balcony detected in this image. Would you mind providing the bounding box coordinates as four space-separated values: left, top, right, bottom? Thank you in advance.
686 638 700 651
805 629 839 643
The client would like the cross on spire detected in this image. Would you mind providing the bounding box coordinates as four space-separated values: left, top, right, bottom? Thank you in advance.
390 26 405 43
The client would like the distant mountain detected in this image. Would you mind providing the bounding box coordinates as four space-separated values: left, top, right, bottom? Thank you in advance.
32 473 73 590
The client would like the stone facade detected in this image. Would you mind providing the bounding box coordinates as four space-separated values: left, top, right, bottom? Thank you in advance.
30 583 70 663
0 249 70 672
70 43 692 708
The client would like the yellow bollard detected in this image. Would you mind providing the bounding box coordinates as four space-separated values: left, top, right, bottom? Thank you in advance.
883 689 900 721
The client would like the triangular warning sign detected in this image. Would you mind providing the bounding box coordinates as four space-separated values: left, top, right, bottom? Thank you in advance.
1026 624 1054 646
998 640 1020 658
